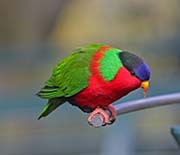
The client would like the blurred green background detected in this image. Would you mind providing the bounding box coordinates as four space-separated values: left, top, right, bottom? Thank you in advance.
0 0 180 154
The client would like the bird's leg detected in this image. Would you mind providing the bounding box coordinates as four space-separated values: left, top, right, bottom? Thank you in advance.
88 107 110 126
106 104 117 124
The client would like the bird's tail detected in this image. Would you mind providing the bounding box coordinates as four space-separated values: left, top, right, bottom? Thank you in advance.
38 98 66 120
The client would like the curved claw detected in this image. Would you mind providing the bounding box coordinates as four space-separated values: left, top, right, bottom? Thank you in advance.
107 118 116 125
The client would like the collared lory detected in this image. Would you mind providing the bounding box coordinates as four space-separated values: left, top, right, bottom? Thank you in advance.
37 44 150 125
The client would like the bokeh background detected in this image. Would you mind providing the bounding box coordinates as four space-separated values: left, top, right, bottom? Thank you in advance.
0 0 180 154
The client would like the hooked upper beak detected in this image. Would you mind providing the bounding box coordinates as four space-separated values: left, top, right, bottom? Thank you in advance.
141 81 149 97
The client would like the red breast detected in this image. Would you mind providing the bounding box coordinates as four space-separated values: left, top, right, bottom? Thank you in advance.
73 46 141 110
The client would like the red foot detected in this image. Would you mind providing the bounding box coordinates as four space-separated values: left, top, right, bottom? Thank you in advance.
88 105 117 126
107 104 117 124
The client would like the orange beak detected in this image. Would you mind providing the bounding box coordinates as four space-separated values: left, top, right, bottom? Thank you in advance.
141 81 149 97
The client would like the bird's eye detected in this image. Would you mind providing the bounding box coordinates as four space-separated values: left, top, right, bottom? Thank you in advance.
131 71 135 76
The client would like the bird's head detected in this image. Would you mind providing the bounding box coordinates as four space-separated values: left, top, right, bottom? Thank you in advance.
119 51 151 97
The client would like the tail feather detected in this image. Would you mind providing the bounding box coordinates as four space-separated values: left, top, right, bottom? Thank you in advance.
38 98 66 120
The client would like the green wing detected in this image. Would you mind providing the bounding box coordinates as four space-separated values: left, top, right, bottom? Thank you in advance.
37 44 104 99
37 44 106 119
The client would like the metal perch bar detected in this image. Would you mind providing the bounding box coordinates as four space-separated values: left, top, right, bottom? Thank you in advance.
89 92 180 127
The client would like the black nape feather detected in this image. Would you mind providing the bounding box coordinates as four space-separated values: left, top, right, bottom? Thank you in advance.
119 51 144 74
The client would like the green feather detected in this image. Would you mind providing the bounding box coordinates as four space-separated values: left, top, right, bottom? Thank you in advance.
99 48 123 81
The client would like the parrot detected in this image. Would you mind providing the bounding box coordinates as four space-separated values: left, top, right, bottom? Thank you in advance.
37 44 150 125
